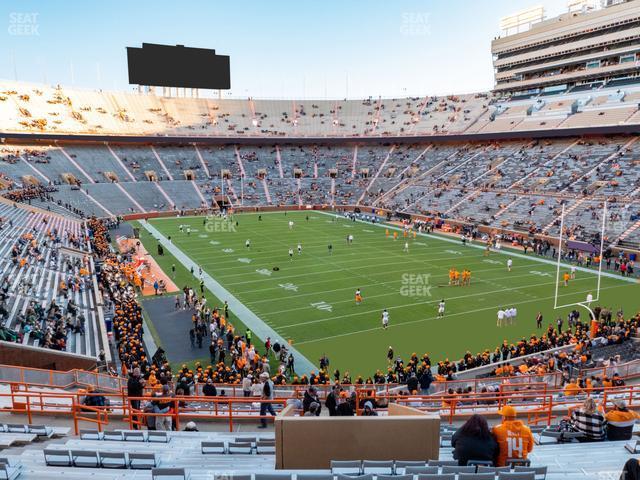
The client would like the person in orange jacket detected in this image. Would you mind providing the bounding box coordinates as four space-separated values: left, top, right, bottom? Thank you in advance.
492 406 534 467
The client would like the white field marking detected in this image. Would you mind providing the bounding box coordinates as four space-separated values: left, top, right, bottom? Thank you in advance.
294 283 623 345
278 283 299 292
197 248 537 278
315 210 637 285
221 254 553 287
189 242 470 271
209 240 220 245
255 268 272 276
244 265 564 305
255 271 574 317
310 301 332 312
198 234 208 238
276 274 605 328
237 258 252 264
363 229 374 233
529 270 553 277
445 249 463 255
483 259 502 265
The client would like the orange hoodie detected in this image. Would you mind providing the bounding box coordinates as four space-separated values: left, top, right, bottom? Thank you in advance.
492 419 534 466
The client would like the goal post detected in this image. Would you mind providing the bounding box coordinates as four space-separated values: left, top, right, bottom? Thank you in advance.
553 201 607 313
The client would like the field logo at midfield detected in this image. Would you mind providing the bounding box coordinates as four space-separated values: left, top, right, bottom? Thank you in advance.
400 273 432 297
445 249 462 255
205 219 237 233
256 268 272 276
311 301 332 312
279 283 298 292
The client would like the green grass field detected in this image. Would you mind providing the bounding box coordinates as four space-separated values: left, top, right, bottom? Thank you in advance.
144 211 638 376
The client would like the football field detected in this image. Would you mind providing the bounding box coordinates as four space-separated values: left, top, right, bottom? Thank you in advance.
142 211 638 376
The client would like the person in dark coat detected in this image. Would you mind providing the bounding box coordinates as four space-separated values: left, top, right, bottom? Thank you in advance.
302 386 321 415
202 378 217 397
325 385 338 416
336 391 354 416
451 414 498 466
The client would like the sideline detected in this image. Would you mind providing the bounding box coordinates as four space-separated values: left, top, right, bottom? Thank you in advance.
139 220 316 375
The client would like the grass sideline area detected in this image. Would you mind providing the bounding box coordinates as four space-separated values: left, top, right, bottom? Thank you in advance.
143 211 637 376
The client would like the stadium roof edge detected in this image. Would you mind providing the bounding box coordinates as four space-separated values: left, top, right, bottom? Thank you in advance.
1 124 640 146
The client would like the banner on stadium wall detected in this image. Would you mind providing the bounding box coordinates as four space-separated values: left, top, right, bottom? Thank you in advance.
567 239 598 253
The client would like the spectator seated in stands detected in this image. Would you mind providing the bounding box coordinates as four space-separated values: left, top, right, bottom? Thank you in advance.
569 397 606 441
451 414 498 466
492 406 534 466
605 399 640 441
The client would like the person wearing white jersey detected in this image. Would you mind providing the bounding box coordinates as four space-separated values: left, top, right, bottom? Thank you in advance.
403 241 409 253
507 258 513 272
288 248 294 260
288 220 294 230
497 308 505 327
586 292 593 306
245 239 251 249
438 300 446 318
571 265 576 279
512 307 518 325
381 309 389 329
297 243 302 254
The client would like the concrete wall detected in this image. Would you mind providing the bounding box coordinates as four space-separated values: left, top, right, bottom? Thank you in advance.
275 405 440 469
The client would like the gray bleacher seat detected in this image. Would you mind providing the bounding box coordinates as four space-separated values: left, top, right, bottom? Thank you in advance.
477 466 511 474
235 436 257 445
152 468 190 480
71 450 100 468
0 463 19 480
498 473 535 480
442 466 476 474
148 431 169 443
626 440 639 453
336 475 372 480
459 474 496 480
99 451 127 468
416 475 456 480
514 466 547 479
406 466 439 474
467 460 493 468
103 430 124 441
536 429 583 444
201 441 226 454
44 449 72 466
26 424 53 437
129 452 158 469
395 461 426 470
228 441 253 454
428 460 459 467
362 460 394 474
379 475 411 480
256 439 276 454
255 474 292 480
80 429 102 440
331 460 362 475
296 475 334 480
5 425 26 434
123 430 146 442
213 475 250 480
506 459 531 468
